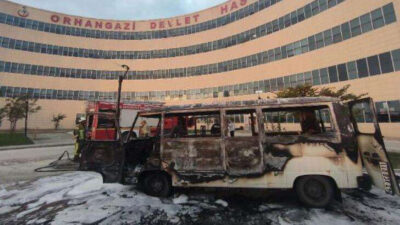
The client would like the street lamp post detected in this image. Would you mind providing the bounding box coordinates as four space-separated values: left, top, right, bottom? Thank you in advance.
24 98 28 137
116 65 130 145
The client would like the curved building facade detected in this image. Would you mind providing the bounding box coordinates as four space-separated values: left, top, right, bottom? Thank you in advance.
1 0 400 137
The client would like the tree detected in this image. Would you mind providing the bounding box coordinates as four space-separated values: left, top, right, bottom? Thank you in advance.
3 95 41 132
275 84 367 130
52 113 67 130
276 84 367 101
0 107 5 127
318 85 367 101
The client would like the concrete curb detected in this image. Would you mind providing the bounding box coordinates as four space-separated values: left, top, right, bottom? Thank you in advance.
0 142 74 151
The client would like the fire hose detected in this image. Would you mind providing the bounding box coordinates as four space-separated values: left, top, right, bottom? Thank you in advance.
34 151 79 172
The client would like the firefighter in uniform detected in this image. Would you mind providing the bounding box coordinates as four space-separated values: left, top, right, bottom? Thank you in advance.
139 120 149 137
73 119 86 162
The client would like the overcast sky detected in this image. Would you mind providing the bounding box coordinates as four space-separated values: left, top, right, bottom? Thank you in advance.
8 0 227 20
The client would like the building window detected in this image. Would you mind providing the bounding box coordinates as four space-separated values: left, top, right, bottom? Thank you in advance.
350 18 361 36
270 78 278 91
356 58 369 78
388 100 400 122
274 47 282 60
281 46 287 58
332 26 342 43
337 64 348 81
347 61 358 80
360 13 373 33
301 39 309 53
291 11 298 25
293 41 302 55
323 29 333 46
311 1 319 15
308 36 316 51
315 32 324 49
286 76 294 87
296 73 305 86
367 55 381 76
328 66 338 83
341 22 351 40
328 0 336 8
303 72 311 85
312 70 320 85
376 102 390 122
371 8 384 29
287 44 294 57
383 3 396 24
304 4 312 18
320 68 329 84
297 8 305 22
319 0 328 12
379 52 394 74
392 49 400 71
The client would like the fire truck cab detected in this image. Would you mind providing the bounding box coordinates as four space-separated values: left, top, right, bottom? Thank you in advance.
84 101 163 141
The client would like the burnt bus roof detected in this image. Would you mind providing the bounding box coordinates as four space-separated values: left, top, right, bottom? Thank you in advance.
139 97 340 115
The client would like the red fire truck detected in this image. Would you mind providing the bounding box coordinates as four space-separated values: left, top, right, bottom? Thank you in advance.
84 101 164 141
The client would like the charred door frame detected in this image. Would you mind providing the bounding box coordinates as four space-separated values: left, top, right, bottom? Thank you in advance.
160 109 226 174
348 98 385 140
222 107 264 176
257 102 343 175
348 98 387 154
348 97 400 195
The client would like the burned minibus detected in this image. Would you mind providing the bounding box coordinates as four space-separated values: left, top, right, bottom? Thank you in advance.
80 97 399 207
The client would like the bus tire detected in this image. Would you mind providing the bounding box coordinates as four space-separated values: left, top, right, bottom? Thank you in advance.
143 172 172 197
295 175 335 208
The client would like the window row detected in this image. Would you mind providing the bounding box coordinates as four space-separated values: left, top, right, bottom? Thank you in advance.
0 4 395 80
0 0 282 40
0 0 346 59
352 101 400 123
376 100 400 123
227 102 399 126
1 49 399 103
1 84 399 124
161 107 333 139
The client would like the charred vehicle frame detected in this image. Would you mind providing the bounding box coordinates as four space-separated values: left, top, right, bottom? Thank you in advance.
80 97 400 207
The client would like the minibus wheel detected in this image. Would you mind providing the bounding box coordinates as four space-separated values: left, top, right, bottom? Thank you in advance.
295 176 334 208
143 172 172 197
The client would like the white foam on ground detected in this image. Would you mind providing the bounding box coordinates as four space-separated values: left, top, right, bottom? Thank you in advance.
0 206 19 214
173 194 189 204
1 171 400 224
0 172 185 224
215 199 228 207
67 177 102 196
